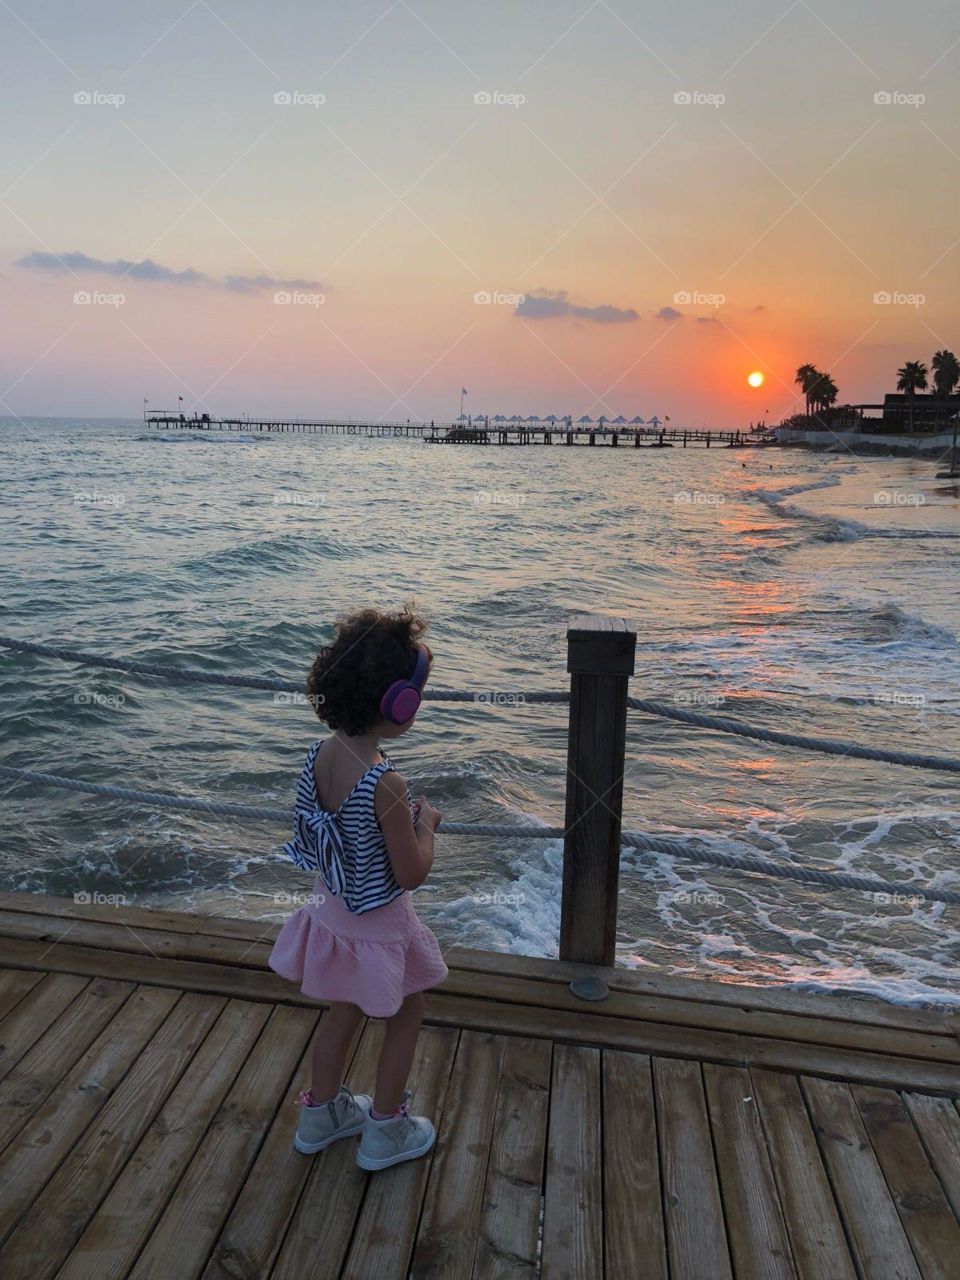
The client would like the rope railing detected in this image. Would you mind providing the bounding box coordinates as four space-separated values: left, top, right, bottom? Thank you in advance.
2 635 960 774
0 764 956 907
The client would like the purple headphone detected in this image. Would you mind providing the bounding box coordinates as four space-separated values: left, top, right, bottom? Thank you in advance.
379 644 431 724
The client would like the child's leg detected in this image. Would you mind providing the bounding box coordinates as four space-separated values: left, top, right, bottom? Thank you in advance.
373 992 425 1114
311 1001 364 1100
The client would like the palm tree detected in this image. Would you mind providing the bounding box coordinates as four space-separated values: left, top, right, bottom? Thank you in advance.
812 373 839 414
931 350 960 397
897 361 928 431
795 364 819 416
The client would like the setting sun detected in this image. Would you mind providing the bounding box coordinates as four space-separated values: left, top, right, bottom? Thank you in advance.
747 371 765 388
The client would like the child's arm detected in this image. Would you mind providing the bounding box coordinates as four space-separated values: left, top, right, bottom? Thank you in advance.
375 771 440 890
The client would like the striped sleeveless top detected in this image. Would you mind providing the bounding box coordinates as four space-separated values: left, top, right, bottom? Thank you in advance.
282 738 405 915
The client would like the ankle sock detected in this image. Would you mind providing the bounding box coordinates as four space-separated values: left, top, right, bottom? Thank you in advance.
299 1088 339 1108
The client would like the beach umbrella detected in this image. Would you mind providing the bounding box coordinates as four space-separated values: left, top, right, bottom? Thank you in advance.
493 414 506 421
509 414 522 422
528 414 541 421
545 414 558 423
612 415 627 424
648 415 661 427
577 415 593 424
630 416 645 424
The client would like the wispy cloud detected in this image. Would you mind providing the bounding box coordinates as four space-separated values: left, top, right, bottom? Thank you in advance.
656 305 682 322
15 251 321 293
516 290 639 324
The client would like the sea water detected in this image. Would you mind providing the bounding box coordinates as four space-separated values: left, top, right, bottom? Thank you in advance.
1 417 958 1005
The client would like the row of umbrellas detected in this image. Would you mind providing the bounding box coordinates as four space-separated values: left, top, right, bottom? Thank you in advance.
457 413 663 425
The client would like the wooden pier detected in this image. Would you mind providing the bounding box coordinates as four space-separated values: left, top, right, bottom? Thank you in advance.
0 617 957 1277
144 411 750 449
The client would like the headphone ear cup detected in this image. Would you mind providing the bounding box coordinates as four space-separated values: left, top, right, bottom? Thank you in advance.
390 686 421 724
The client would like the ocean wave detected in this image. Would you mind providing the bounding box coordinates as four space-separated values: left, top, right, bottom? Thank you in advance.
177 531 353 576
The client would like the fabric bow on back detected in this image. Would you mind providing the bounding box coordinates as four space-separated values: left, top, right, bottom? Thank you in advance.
290 808 347 897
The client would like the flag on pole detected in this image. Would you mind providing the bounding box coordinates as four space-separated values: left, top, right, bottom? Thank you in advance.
461 387 468 395
665 415 671 422
178 395 183 403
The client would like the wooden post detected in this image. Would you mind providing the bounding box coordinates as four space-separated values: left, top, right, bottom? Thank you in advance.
560 614 636 975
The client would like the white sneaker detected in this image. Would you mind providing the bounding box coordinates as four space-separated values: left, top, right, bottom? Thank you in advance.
294 1085 372 1154
356 1090 436 1171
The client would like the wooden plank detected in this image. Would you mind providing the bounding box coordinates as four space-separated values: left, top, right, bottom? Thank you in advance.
4 911 958 1064
0 895 947 1040
0 967 43 1022
341 1025 460 1280
0 890 279 943
0 986 183 1245
802 1076 921 1280
472 1037 551 1280
541 1044 603 1280
444 947 955 1037
902 1091 960 1219
438 968 960 1066
0 895 948 1045
5 934 959 1093
0 971 89 1081
231 1013 381 1280
0 908 275 969
750 1069 855 1280
56 998 271 1280
703 1064 796 1279
127 1003 316 1280
0 990 223 1279
0 976 134 1154
603 1050 667 1280
654 1056 732 1280
412 1030 506 1276
434 993 960 1096
853 1085 960 1278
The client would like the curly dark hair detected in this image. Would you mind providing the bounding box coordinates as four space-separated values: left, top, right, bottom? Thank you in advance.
306 607 428 735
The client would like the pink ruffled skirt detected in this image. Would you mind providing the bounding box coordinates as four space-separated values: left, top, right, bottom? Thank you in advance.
268 880 449 1018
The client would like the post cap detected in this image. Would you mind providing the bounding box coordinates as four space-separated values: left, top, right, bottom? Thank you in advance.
567 614 636 675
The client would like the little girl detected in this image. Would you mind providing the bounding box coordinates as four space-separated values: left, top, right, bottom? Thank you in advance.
269 607 448 1170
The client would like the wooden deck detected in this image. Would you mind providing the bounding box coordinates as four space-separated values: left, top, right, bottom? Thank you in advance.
0 892 957 1278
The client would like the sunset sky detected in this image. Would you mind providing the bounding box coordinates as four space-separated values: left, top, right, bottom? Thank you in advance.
1 0 958 426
